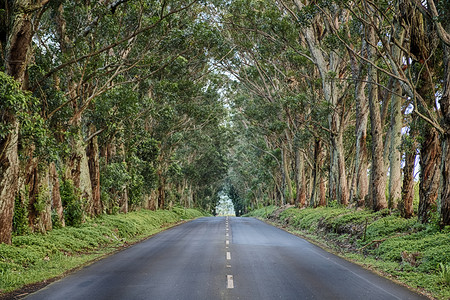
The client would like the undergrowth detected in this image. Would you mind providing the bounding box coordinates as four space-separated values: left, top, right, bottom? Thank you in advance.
246 206 450 300
0 208 205 295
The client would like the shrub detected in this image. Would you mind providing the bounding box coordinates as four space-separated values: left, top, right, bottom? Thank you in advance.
60 180 83 227
438 263 450 285
13 194 29 236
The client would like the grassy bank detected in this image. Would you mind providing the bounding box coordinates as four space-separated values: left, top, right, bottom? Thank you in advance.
0 208 206 296
245 206 450 300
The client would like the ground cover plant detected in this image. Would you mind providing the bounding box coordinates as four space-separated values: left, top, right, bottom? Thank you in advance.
0 208 206 296
246 206 450 300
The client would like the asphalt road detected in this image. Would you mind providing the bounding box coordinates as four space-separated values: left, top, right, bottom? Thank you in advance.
25 217 428 300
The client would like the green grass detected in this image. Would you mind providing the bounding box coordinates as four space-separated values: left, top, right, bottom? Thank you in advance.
0 208 206 294
243 205 278 218
247 206 450 300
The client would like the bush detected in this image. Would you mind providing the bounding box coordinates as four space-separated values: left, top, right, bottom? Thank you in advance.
438 263 450 285
244 205 278 218
60 180 83 227
13 194 29 236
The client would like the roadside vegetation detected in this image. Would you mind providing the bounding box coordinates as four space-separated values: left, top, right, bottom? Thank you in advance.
245 206 450 300
0 208 206 296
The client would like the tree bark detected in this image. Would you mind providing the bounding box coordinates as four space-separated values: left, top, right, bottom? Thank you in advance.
158 173 165 209
281 143 294 205
418 127 441 223
310 139 322 207
440 39 450 226
388 20 405 210
388 81 403 209
295 148 306 207
0 122 19 244
318 176 327 207
87 126 102 216
353 72 369 207
0 0 36 243
407 2 442 224
367 23 388 211
400 135 417 219
65 135 93 207
50 162 65 227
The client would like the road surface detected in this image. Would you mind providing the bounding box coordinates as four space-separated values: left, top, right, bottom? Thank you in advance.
26 217 428 300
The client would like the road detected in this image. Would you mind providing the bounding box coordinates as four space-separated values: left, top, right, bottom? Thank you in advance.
26 217 428 300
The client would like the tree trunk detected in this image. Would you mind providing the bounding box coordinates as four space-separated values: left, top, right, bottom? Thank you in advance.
418 127 441 223
400 137 417 219
407 1 442 224
281 144 294 205
318 176 327 207
388 23 405 209
17 148 52 233
24 155 39 231
0 122 19 244
442 135 450 227
295 148 306 207
440 42 450 226
65 135 93 207
367 24 388 211
388 81 403 209
310 139 322 207
334 125 349 206
353 76 369 207
87 127 102 216
0 0 36 243
158 174 165 209
50 162 65 227
119 188 128 213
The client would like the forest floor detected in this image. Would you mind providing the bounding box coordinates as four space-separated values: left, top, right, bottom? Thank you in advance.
245 205 450 300
0 208 208 299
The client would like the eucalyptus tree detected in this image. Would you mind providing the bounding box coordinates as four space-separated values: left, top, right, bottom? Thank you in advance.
357 0 445 222
32 0 202 214
282 0 354 206
417 0 450 226
407 2 442 224
0 0 51 243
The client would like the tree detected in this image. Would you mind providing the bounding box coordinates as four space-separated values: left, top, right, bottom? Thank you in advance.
0 0 50 243
422 0 450 226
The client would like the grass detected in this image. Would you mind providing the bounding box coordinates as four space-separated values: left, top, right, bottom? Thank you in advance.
245 206 450 300
0 208 206 295
244 205 278 218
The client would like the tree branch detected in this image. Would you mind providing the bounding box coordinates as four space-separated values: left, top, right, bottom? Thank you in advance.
32 0 198 91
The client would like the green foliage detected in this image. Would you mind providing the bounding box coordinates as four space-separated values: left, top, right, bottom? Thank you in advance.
34 185 50 213
137 138 160 163
51 210 63 229
101 162 131 195
363 214 417 241
0 71 50 161
438 263 450 285
0 71 28 116
244 205 278 218
60 180 83 227
12 195 29 236
375 231 450 273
